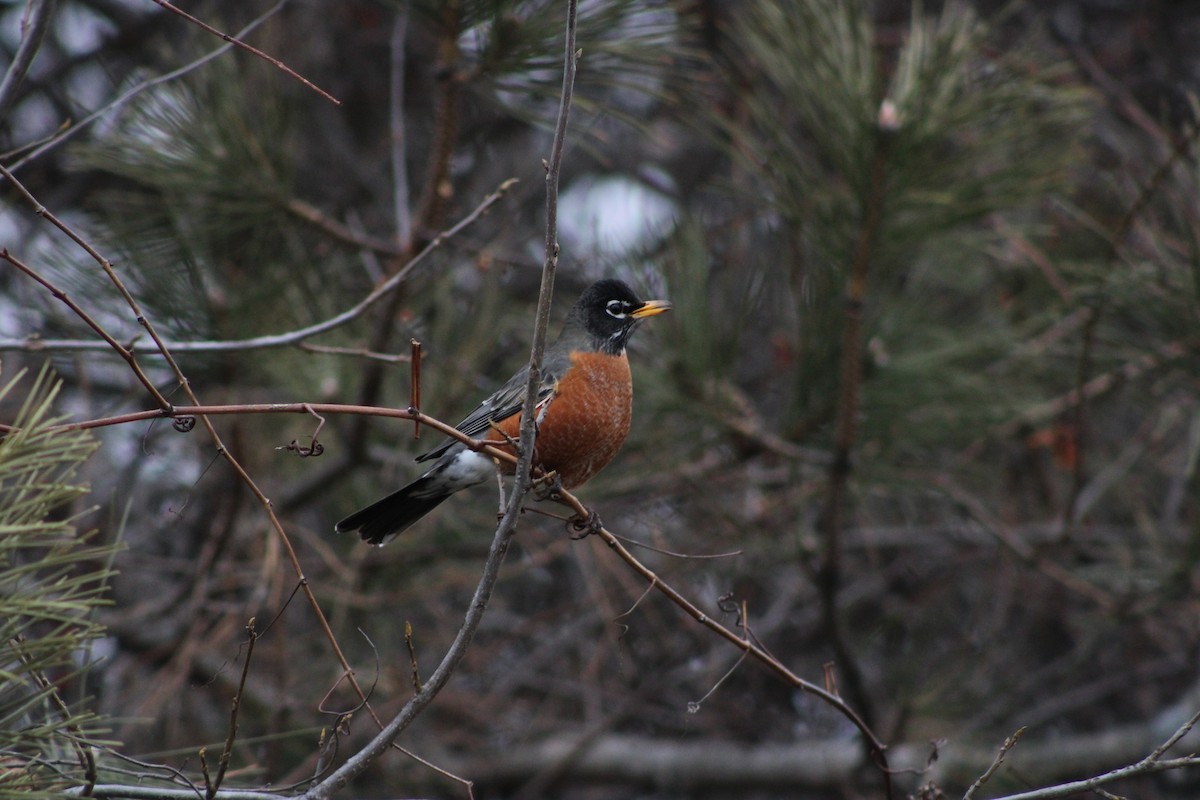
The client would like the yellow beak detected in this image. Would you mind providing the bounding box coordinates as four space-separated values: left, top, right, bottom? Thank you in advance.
631 299 671 318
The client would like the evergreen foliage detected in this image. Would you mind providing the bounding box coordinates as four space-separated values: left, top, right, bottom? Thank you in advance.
0 366 116 799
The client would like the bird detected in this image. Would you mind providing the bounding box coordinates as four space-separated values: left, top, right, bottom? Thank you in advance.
335 278 671 545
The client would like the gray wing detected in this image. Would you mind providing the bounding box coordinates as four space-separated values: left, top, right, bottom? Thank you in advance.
415 353 569 463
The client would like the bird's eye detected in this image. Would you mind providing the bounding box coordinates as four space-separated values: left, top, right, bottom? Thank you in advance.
605 300 629 319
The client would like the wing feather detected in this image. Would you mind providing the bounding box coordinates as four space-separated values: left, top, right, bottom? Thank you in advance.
416 358 566 462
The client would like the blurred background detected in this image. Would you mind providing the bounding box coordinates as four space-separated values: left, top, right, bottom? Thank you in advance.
2 1 1199 798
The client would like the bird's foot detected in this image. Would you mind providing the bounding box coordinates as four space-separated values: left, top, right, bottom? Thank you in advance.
532 470 563 501
568 509 602 539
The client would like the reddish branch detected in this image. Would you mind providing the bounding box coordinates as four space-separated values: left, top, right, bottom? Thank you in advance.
0 160 387 768
2 391 897 795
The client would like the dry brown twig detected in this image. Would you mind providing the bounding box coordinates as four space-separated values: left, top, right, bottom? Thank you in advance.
0 147 477 789
147 0 340 106
2 2 293 176
1 250 899 798
204 619 258 800
976 708 1200 800
962 727 1025 800
302 2 583 795
0 178 518 355
547 488 894 796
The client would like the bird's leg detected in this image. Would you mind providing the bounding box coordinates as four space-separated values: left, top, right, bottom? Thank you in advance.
568 508 603 539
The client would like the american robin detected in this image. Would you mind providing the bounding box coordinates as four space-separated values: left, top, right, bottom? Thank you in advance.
335 278 671 545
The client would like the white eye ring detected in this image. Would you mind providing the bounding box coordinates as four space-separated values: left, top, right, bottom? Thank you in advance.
605 300 629 319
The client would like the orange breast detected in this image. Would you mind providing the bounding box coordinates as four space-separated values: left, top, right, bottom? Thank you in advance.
491 351 633 489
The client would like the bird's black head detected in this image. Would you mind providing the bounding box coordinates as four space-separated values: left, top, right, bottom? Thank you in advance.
567 279 671 355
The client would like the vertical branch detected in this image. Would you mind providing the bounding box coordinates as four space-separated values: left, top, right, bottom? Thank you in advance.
207 620 257 800
302 3 580 795
409 338 422 439
513 0 580 507
816 123 892 728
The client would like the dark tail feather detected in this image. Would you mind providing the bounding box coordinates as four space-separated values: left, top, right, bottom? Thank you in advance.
335 475 453 546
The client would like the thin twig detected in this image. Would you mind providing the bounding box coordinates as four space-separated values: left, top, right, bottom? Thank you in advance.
687 650 750 714
283 198 409 256
1146 707 1200 761
0 247 168 408
614 579 658 622
0 164 187 405
982 709 1200 800
13 636 97 796
302 4 579 794
148 0 339 105
296 342 411 362
550 487 893 792
410 339 422 439
3 1 292 176
198 751 212 798
611 532 743 560
404 621 422 693
207 619 257 799
962 727 1025 800
0 0 57 121
0 405 517 470
0 179 518 355
2 139 390 778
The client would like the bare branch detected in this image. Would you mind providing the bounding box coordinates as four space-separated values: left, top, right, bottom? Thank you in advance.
0 179 518 355
962 727 1025 800
302 3 579 793
207 620 257 800
2 1 291 175
2 114 389 768
550 486 893 790
0 0 58 122
0 247 169 408
147 0 339 105
0 165 173 410
512 0 580 510
976 707 1200 800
